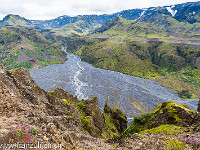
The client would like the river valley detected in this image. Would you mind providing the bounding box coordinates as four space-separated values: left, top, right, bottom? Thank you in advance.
30 53 199 120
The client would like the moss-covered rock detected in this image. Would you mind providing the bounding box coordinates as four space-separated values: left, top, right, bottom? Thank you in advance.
104 103 127 134
149 101 200 128
122 112 153 138
76 97 110 138
75 99 128 138
123 101 200 138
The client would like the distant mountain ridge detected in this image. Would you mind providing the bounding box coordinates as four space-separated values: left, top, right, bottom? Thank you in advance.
0 1 199 32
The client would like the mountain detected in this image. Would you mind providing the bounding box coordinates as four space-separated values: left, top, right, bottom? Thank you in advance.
174 1 200 23
0 1 199 37
137 2 200 24
30 1 200 29
0 14 38 29
48 15 115 37
92 15 200 40
31 15 78 29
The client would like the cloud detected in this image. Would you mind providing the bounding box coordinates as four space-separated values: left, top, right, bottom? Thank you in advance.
0 0 198 20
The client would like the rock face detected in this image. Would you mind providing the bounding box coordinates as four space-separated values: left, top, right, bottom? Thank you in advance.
0 65 126 149
198 100 200 112
160 54 185 71
104 103 128 134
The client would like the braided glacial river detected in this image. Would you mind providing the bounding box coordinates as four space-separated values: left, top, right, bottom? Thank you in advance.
30 53 199 120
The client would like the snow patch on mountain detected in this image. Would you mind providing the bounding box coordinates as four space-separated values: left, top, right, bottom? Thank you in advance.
140 10 146 17
166 7 177 17
150 8 155 10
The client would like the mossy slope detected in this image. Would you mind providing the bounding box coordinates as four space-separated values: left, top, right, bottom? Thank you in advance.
59 93 128 139
123 101 200 138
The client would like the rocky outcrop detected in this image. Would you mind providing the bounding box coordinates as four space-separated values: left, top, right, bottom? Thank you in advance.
0 65 126 149
160 54 185 71
0 65 82 149
122 101 199 136
104 102 128 134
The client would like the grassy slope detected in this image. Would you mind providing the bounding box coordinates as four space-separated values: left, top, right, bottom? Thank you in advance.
0 26 67 70
79 39 164 79
0 14 37 29
91 16 200 41
48 18 103 37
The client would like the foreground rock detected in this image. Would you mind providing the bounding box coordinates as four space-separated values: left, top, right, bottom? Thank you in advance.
0 65 126 149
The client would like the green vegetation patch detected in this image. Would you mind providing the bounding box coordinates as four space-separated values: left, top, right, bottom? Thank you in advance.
103 113 119 137
139 124 184 134
18 61 33 70
48 91 55 96
80 116 91 132
122 112 153 138
0 26 67 70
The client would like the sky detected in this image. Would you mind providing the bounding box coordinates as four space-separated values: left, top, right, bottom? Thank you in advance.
0 0 199 20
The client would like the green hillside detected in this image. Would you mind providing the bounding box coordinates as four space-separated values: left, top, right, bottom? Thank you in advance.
0 7 199 98
0 14 38 29
65 16 200 98
47 17 104 37
92 16 200 41
0 26 67 70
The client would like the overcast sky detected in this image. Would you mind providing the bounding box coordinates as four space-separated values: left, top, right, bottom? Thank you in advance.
0 0 199 20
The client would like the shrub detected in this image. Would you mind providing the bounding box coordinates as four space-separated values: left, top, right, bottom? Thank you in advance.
122 112 152 137
133 112 152 125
